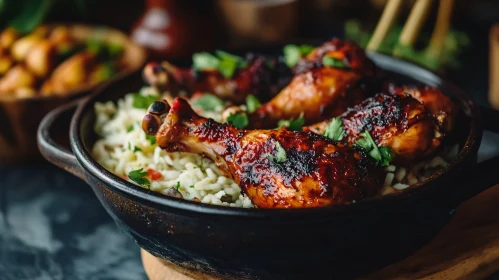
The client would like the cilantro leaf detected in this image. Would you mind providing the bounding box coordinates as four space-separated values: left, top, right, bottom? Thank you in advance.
246 95 261 113
128 168 150 188
355 131 394 166
192 93 224 112
132 93 158 109
267 141 287 163
192 52 220 70
324 117 344 141
227 112 249 129
283 44 315 68
322 56 349 69
192 50 248 78
379 146 395 166
277 112 305 131
146 135 156 145
283 45 301 68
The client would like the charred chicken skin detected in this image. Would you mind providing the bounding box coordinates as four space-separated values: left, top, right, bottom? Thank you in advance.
387 84 457 134
306 92 441 162
142 97 381 208
248 38 378 128
143 55 290 104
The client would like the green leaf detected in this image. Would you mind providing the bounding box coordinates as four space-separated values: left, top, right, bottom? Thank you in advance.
355 131 394 166
191 93 224 112
192 52 220 70
277 112 305 131
283 45 301 68
299 44 315 56
127 124 134 132
283 44 315 68
146 135 156 145
189 185 194 188
132 93 158 109
8 0 54 34
324 117 344 141
218 57 238 78
227 112 249 129
175 181 180 190
128 168 150 188
379 146 395 166
322 56 349 69
267 141 287 163
246 94 261 113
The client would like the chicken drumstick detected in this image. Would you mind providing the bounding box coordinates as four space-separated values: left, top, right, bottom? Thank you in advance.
142 97 381 208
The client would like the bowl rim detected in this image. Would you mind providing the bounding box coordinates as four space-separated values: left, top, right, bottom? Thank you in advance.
0 23 147 103
69 51 483 218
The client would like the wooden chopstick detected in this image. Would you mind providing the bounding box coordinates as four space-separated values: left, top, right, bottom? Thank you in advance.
426 0 455 60
394 0 432 56
489 24 499 110
366 0 404 52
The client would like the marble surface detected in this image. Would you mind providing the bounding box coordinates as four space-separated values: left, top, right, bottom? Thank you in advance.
0 131 498 280
0 164 147 280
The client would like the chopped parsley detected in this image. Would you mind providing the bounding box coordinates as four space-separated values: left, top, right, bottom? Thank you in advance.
246 94 261 113
356 131 394 166
322 55 350 69
192 50 248 78
146 135 156 145
227 112 249 129
191 93 224 112
267 141 287 163
324 117 344 141
189 185 195 188
277 112 305 131
175 181 181 190
132 93 158 109
283 44 315 68
127 124 134 132
128 168 150 188
128 142 142 152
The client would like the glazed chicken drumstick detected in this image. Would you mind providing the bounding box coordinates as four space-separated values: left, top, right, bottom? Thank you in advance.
143 55 290 104
142 97 381 208
306 92 442 162
387 84 457 134
248 38 379 128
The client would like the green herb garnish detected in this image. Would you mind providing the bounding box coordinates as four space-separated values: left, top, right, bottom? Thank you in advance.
277 112 305 131
192 52 220 70
324 117 344 141
322 56 349 69
132 93 158 109
175 181 181 190
192 50 247 78
191 93 224 112
227 112 249 129
246 94 261 113
128 168 150 188
267 141 287 163
283 44 315 68
189 185 195 188
146 135 156 145
356 131 394 166
127 124 134 132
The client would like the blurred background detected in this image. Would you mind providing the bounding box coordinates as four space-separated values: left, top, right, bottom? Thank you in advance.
1 0 498 105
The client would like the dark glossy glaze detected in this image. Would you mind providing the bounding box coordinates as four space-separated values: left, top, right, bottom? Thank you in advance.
387 83 458 134
306 93 441 162
147 97 381 208
143 55 290 104
248 38 377 129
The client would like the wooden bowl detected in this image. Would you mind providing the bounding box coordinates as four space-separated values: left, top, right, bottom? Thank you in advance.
0 24 147 165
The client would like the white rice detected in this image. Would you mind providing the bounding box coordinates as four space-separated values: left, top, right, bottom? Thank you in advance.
92 89 457 207
92 89 254 208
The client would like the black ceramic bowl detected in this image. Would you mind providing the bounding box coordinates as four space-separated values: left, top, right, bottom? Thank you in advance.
38 52 499 279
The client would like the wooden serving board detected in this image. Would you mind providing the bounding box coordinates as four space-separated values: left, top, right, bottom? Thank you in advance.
141 184 499 280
